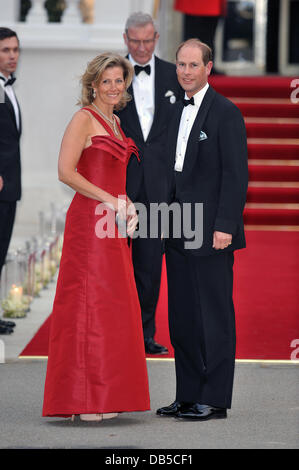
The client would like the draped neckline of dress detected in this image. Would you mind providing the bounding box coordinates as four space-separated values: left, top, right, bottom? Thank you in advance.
82 106 125 142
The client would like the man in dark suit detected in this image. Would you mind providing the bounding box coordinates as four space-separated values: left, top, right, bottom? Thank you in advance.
156 39 248 420
0 28 22 335
118 12 182 355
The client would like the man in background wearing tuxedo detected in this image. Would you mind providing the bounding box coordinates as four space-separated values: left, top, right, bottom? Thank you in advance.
118 12 182 355
157 39 248 420
0 27 22 335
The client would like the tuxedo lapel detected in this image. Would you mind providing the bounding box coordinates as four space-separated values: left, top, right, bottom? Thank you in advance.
153 57 164 120
16 96 22 135
183 86 216 171
169 102 184 167
4 91 19 133
125 55 144 142
146 56 165 142
127 82 144 139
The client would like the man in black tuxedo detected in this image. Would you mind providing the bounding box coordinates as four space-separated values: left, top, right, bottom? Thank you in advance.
0 28 22 335
118 12 182 355
157 39 248 420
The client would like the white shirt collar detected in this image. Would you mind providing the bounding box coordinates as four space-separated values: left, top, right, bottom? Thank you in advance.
184 82 209 107
0 73 13 86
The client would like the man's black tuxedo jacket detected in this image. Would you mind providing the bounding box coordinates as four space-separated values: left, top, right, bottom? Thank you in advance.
167 85 248 256
117 56 183 203
0 90 22 201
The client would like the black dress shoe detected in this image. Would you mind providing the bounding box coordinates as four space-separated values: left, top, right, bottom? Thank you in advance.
144 337 168 355
176 403 227 421
156 401 185 417
0 319 16 328
0 325 14 335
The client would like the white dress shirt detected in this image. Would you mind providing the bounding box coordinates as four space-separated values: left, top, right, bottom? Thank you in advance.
0 73 20 131
175 83 209 172
129 54 155 141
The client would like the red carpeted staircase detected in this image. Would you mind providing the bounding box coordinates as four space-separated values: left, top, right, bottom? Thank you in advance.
209 76 299 228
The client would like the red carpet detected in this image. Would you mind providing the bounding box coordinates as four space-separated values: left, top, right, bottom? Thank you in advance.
208 76 297 99
247 187 299 204
20 231 299 361
209 75 299 227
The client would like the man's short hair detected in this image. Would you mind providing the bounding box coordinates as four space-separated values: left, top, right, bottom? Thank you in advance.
176 38 212 66
125 12 156 34
0 27 19 43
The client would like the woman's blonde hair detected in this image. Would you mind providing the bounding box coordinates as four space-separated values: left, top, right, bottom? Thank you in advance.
78 53 133 110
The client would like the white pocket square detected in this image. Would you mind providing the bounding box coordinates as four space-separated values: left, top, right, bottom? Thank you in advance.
165 90 176 104
198 131 208 141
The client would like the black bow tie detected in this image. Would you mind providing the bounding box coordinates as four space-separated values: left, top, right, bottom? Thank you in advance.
134 64 151 76
0 76 16 86
182 97 195 106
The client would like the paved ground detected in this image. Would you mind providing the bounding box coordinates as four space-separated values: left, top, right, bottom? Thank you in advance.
0 359 298 449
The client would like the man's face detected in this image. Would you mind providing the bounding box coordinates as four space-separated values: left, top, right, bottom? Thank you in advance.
0 36 20 78
176 45 213 97
123 23 159 65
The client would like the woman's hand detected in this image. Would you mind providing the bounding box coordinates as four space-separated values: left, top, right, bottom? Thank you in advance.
0 176 3 192
127 202 138 238
111 196 127 220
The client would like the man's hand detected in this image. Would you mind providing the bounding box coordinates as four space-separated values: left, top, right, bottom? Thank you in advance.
0 176 3 192
213 231 232 250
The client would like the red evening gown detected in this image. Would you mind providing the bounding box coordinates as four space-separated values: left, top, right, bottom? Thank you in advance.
42 108 150 417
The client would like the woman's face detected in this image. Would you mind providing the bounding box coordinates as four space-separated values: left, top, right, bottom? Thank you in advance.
93 66 126 107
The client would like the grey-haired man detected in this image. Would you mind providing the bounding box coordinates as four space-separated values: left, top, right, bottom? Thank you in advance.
117 12 183 355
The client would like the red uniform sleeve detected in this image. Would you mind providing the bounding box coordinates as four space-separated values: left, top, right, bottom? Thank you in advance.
174 0 227 16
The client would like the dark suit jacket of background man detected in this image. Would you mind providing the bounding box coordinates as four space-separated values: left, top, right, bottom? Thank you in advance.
0 85 22 272
0 89 21 201
117 56 183 204
168 85 248 256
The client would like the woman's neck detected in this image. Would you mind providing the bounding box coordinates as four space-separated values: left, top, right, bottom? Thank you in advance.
92 100 114 120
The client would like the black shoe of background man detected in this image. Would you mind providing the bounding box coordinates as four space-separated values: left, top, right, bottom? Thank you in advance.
144 337 168 355
0 319 16 328
156 401 186 417
0 325 14 335
176 403 227 421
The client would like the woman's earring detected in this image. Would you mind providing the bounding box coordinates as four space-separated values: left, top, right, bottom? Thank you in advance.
92 89 96 99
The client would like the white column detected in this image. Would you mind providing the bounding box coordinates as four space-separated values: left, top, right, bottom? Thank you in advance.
94 0 130 24
129 0 155 14
62 0 82 24
26 0 48 24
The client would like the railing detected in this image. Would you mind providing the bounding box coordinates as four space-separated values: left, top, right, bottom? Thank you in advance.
2 0 155 51
0 202 67 320
26 0 81 24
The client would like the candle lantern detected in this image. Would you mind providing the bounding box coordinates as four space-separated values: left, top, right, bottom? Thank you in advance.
40 243 52 288
32 237 43 297
22 241 36 303
49 236 59 279
16 247 32 312
1 251 27 318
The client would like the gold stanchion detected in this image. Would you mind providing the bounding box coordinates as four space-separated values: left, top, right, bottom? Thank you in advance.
153 0 160 19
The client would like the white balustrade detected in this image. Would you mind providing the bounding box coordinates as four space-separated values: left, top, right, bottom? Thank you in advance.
26 0 48 24
62 0 82 24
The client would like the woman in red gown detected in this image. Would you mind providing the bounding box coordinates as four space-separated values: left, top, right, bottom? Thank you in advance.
42 53 150 421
